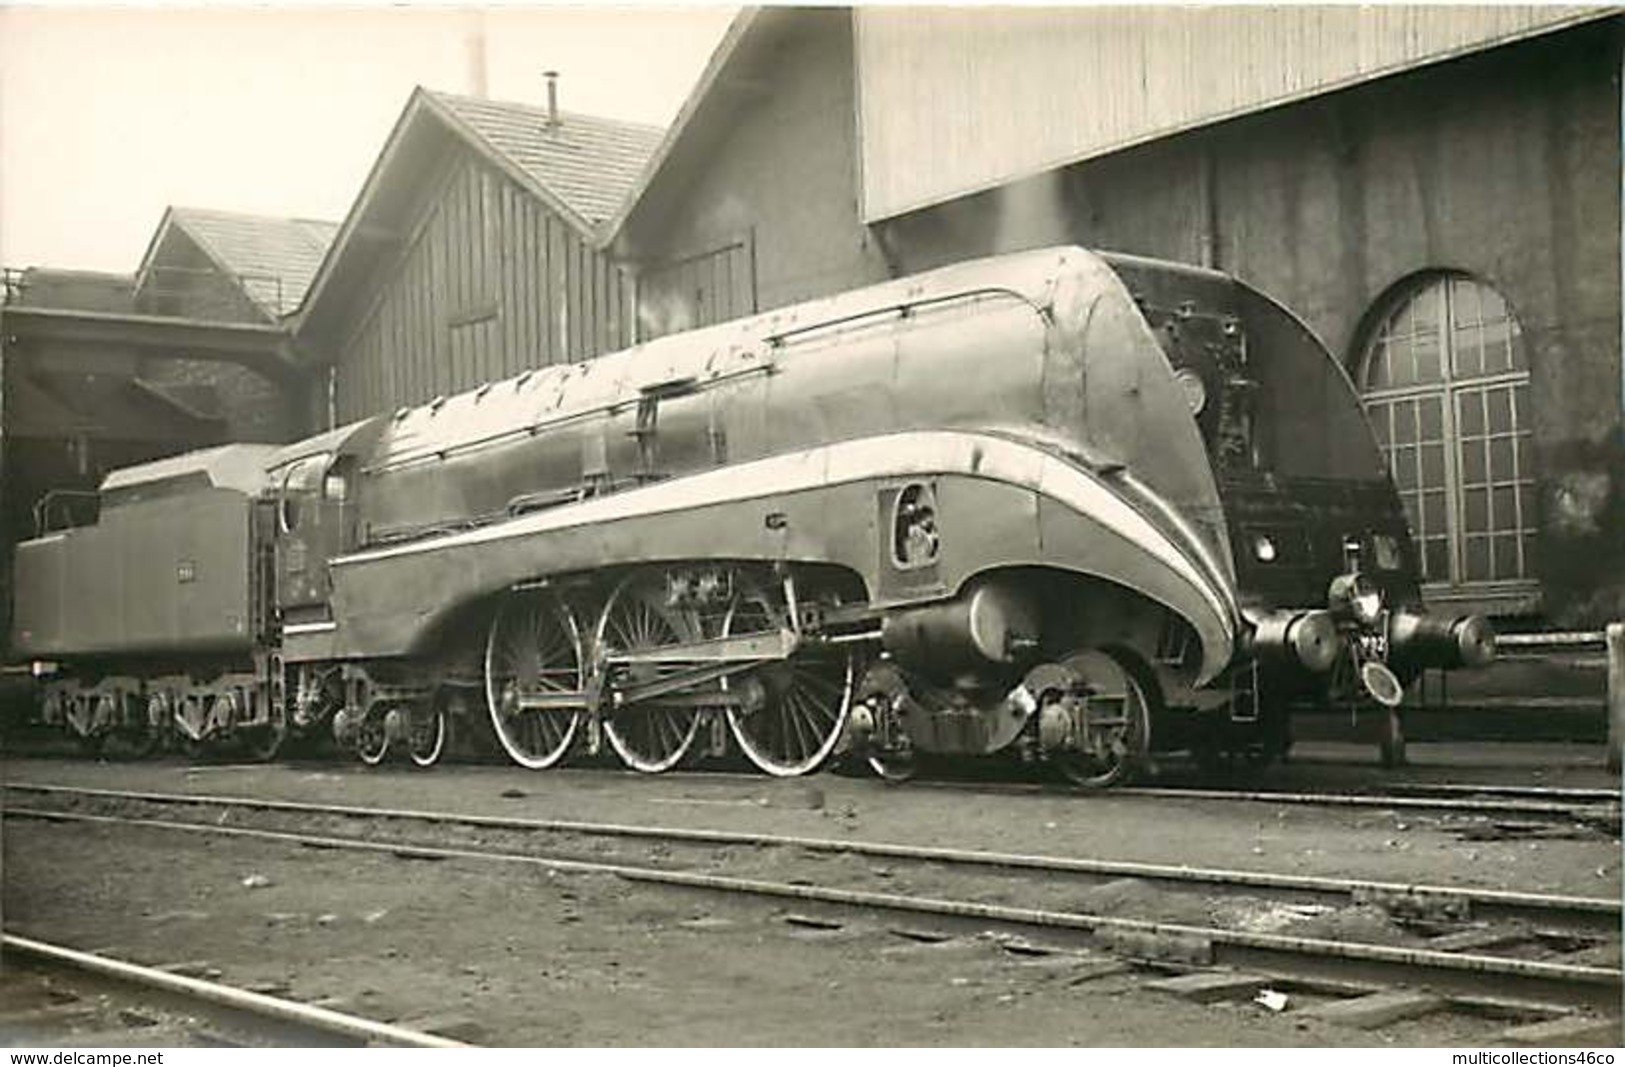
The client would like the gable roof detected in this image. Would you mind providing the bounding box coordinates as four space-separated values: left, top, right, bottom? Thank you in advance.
296 86 665 340
424 90 664 229
608 8 821 252
139 207 339 318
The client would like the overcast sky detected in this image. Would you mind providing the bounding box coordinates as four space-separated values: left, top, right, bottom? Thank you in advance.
0 6 736 273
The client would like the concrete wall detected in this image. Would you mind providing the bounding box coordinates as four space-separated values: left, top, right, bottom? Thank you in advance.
632 10 889 333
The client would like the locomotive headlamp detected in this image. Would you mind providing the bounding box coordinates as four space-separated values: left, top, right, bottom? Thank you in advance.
1328 571 1384 625
1252 534 1277 563
1371 533 1401 571
1174 369 1207 416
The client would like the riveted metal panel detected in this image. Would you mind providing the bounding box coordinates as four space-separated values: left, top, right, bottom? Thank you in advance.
855 6 1609 221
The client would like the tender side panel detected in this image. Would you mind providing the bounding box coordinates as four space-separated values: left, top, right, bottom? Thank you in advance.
13 489 256 659
11 535 68 656
118 490 255 656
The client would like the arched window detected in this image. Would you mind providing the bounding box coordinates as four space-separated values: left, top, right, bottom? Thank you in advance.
1358 275 1534 589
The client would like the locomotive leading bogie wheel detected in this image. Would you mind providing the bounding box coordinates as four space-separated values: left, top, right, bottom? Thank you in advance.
594 571 707 774
484 590 586 769
407 704 449 768
721 580 854 777
1047 650 1153 790
355 707 391 767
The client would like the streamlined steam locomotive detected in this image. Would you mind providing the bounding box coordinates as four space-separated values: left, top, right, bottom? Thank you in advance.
11 246 1495 783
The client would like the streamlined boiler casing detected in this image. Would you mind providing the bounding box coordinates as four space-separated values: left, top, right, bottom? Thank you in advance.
14 246 1491 775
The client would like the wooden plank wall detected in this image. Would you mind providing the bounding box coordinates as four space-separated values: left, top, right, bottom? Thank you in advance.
333 154 635 422
854 6 1609 221
637 236 757 340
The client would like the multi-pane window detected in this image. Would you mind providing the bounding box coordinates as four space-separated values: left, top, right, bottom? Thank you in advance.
1359 276 1534 587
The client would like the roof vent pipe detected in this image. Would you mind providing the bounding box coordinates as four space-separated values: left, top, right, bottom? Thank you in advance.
544 70 560 128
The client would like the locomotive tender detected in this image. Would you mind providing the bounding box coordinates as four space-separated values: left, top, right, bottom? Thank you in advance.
11 246 1495 783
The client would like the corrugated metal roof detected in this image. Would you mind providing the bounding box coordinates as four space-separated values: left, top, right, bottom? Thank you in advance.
169 207 340 316
426 90 664 228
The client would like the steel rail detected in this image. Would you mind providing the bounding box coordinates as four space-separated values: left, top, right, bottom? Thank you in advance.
8 781 1615 921
1376 782 1620 802
0 933 469 1048
9 779 1612 922
8 806 1620 1005
1112 784 1619 818
540 763 1618 812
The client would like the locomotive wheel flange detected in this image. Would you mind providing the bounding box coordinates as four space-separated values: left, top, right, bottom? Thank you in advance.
1039 649 1153 790
407 704 449 768
485 588 586 770
853 663 919 784
355 707 391 767
720 575 855 778
595 570 708 774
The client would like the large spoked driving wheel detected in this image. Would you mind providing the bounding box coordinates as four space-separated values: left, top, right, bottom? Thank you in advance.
485 589 586 769
1048 650 1153 790
722 581 854 777
595 572 706 774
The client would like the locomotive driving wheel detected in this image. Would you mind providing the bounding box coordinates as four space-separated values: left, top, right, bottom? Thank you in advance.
1045 650 1153 790
485 588 586 769
721 577 854 777
594 571 708 774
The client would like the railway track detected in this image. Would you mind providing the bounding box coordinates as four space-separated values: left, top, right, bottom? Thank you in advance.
5 744 1618 822
636 765 1623 827
879 772 1622 826
6 782 1621 1025
538 759 1620 820
1112 783 1621 824
0 935 467 1047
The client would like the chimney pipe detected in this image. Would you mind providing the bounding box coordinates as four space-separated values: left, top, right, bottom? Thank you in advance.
464 10 488 99
544 70 560 128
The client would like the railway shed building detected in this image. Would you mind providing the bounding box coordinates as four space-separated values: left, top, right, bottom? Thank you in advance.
291 86 662 427
0 210 325 650
610 7 1625 629
1 85 663 659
